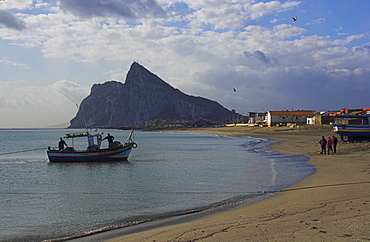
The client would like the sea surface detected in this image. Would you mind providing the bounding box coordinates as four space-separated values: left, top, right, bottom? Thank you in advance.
0 129 315 241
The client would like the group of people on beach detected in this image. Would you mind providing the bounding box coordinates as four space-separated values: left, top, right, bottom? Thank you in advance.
319 136 338 155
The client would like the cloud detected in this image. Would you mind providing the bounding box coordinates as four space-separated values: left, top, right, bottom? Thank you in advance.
354 44 370 54
192 59 370 115
51 79 89 106
242 50 279 71
244 50 273 64
180 0 301 30
1 0 370 127
0 80 89 128
0 58 28 69
0 0 33 11
59 0 166 19
0 10 26 30
306 17 326 25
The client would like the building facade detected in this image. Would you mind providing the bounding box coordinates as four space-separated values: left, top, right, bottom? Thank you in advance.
267 110 317 127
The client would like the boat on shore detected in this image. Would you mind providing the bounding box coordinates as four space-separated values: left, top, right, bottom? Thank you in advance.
47 129 137 162
332 114 370 142
333 124 370 142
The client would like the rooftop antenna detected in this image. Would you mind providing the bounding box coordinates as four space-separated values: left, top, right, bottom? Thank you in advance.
56 89 88 129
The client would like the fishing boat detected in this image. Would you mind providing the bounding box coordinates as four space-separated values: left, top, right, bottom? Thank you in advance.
47 129 137 162
332 114 370 142
333 124 370 142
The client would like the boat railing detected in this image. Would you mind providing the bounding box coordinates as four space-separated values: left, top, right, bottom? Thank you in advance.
47 146 76 152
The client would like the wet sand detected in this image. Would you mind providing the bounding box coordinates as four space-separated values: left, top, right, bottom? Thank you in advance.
105 125 370 241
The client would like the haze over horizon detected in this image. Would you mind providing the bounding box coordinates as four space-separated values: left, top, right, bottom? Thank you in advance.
1 0 369 128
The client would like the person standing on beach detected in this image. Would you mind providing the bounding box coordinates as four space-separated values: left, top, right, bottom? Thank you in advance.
319 136 327 154
326 137 333 155
333 136 338 153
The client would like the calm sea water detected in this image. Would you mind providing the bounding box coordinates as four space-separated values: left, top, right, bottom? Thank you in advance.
0 129 315 241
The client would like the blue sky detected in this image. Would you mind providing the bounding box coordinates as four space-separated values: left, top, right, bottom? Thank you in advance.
0 0 369 128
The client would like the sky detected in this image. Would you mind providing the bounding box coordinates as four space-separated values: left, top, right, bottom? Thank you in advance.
0 0 369 128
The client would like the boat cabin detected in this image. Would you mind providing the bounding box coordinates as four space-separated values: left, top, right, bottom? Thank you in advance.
65 132 104 151
334 114 369 125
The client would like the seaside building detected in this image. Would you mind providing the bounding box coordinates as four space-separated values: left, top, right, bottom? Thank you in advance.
311 115 335 125
311 108 370 125
267 110 317 127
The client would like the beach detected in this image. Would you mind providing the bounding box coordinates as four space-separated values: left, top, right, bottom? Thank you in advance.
106 125 370 241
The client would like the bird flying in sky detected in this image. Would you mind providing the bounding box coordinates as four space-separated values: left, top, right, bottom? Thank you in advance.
292 17 298 21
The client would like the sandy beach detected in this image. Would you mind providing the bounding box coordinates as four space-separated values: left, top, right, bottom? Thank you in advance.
106 125 370 241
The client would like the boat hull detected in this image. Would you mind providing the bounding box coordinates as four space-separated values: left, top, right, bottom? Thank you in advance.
47 143 135 162
333 125 370 142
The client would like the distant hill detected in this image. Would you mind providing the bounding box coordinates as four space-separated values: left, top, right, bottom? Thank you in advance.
69 62 236 128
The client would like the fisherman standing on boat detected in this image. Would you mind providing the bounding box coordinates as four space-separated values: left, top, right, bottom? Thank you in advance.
103 133 115 146
58 138 68 151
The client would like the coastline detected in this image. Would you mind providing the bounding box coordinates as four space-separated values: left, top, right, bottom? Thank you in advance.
106 125 369 241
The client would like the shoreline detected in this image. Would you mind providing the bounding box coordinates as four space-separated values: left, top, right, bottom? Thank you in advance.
67 193 273 242
64 130 294 242
83 125 369 241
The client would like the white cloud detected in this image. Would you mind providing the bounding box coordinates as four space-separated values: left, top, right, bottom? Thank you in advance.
59 0 166 19
247 0 299 20
0 0 33 11
270 18 280 23
0 0 370 127
0 80 89 128
51 79 90 105
0 58 28 69
306 17 326 25
168 0 301 30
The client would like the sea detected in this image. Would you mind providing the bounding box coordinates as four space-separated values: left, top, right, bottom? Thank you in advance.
0 129 316 242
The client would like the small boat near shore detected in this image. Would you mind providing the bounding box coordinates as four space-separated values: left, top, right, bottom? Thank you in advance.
47 129 137 162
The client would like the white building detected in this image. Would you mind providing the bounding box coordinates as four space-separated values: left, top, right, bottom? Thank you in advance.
267 110 317 127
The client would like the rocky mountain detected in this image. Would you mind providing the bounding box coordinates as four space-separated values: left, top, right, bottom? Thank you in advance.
69 62 236 128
